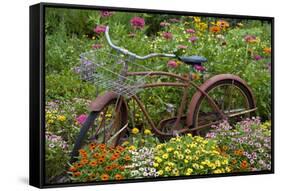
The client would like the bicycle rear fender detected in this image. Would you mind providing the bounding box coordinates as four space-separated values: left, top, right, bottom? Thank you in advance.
187 74 256 127
89 91 122 112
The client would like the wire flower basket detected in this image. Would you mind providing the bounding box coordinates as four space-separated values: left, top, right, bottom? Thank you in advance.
75 50 152 97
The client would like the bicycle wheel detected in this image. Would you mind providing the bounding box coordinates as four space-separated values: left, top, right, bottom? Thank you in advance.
191 78 255 137
70 98 128 162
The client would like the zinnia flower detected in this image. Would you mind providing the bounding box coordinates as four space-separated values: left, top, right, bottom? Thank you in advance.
100 10 113 17
188 36 198 43
177 45 187 49
210 26 221 33
76 114 87 125
244 35 257 43
132 127 139 134
160 22 170 27
162 32 173 40
194 64 205 72
101 174 110 181
253 55 262 61
93 25 106 34
130 17 145 29
216 20 230 29
115 174 123 180
167 60 178 68
186 28 195 34
263 47 271 54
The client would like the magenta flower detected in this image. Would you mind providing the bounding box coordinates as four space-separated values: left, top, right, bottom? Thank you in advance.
177 45 187 49
130 17 145 29
186 29 196 34
93 25 106 34
244 35 256 43
162 32 173 40
167 60 178 68
92 44 102 49
76 114 88 125
160 22 170 27
188 36 198 43
194 64 205 72
253 55 262 61
100 10 113 17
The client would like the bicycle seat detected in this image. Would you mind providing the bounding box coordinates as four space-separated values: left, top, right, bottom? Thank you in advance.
178 55 207 65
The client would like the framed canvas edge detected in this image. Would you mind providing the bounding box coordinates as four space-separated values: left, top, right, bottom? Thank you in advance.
29 2 275 189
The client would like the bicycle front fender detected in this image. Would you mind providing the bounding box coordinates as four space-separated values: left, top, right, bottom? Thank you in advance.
89 91 121 112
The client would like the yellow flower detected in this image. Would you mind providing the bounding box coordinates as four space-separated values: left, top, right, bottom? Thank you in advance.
215 160 221 167
158 170 164 175
144 129 152 135
162 153 169 159
213 169 222 174
225 167 231 172
155 157 163 163
167 147 174 152
47 119 54 124
184 159 189 164
172 168 179 176
122 141 129 146
129 145 136 151
165 166 171 172
178 154 184 160
194 16 201 23
237 23 243 27
57 115 66 122
192 163 199 169
132 128 139 134
185 168 193 175
153 163 159 168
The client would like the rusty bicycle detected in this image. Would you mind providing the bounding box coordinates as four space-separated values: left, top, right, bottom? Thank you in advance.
70 26 256 161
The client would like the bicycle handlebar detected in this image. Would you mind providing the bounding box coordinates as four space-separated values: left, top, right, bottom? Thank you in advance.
105 26 176 60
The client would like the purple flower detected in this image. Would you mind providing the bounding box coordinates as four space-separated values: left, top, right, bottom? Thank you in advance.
188 36 198 43
93 25 106 34
167 60 178 68
76 114 88 125
253 55 262 61
186 29 196 34
100 10 113 17
194 64 205 72
160 22 170 27
130 17 145 29
162 32 173 40
92 44 102 49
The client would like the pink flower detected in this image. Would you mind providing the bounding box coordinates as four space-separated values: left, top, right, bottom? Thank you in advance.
244 35 256 43
188 36 198 43
92 44 102 49
93 25 106 34
100 10 113 17
253 55 262 61
162 32 173 40
130 17 145 29
76 114 88 125
167 60 178 68
186 28 196 34
194 64 205 72
177 45 187 49
160 22 170 27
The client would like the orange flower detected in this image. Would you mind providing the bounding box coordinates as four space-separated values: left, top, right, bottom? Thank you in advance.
68 166 77 172
93 153 100 158
124 155 131 161
217 20 229 29
80 159 89 165
263 47 271 54
116 146 125 152
241 160 248 169
231 159 237 165
111 163 118 169
73 171 81 177
210 26 221 33
79 149 86 154
99 144 106 150
110 155 117 161
98 157 106 164
101 174 110 181
89 160 97 167
118 166 125 171
115 174 124 180
89 143 96 150
105 166 113 172
234 149 243 156
75 162 84 168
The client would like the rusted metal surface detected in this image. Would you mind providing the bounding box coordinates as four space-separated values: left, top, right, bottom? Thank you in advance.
174 86 189 130
88 91 119 111
186 74 256 127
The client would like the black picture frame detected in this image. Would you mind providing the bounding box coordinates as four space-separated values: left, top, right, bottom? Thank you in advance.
30 2 274 188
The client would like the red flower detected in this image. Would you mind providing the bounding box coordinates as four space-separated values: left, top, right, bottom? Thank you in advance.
167 60 178 68
162 32 173 40
94 25 106 34
130 17 145 29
